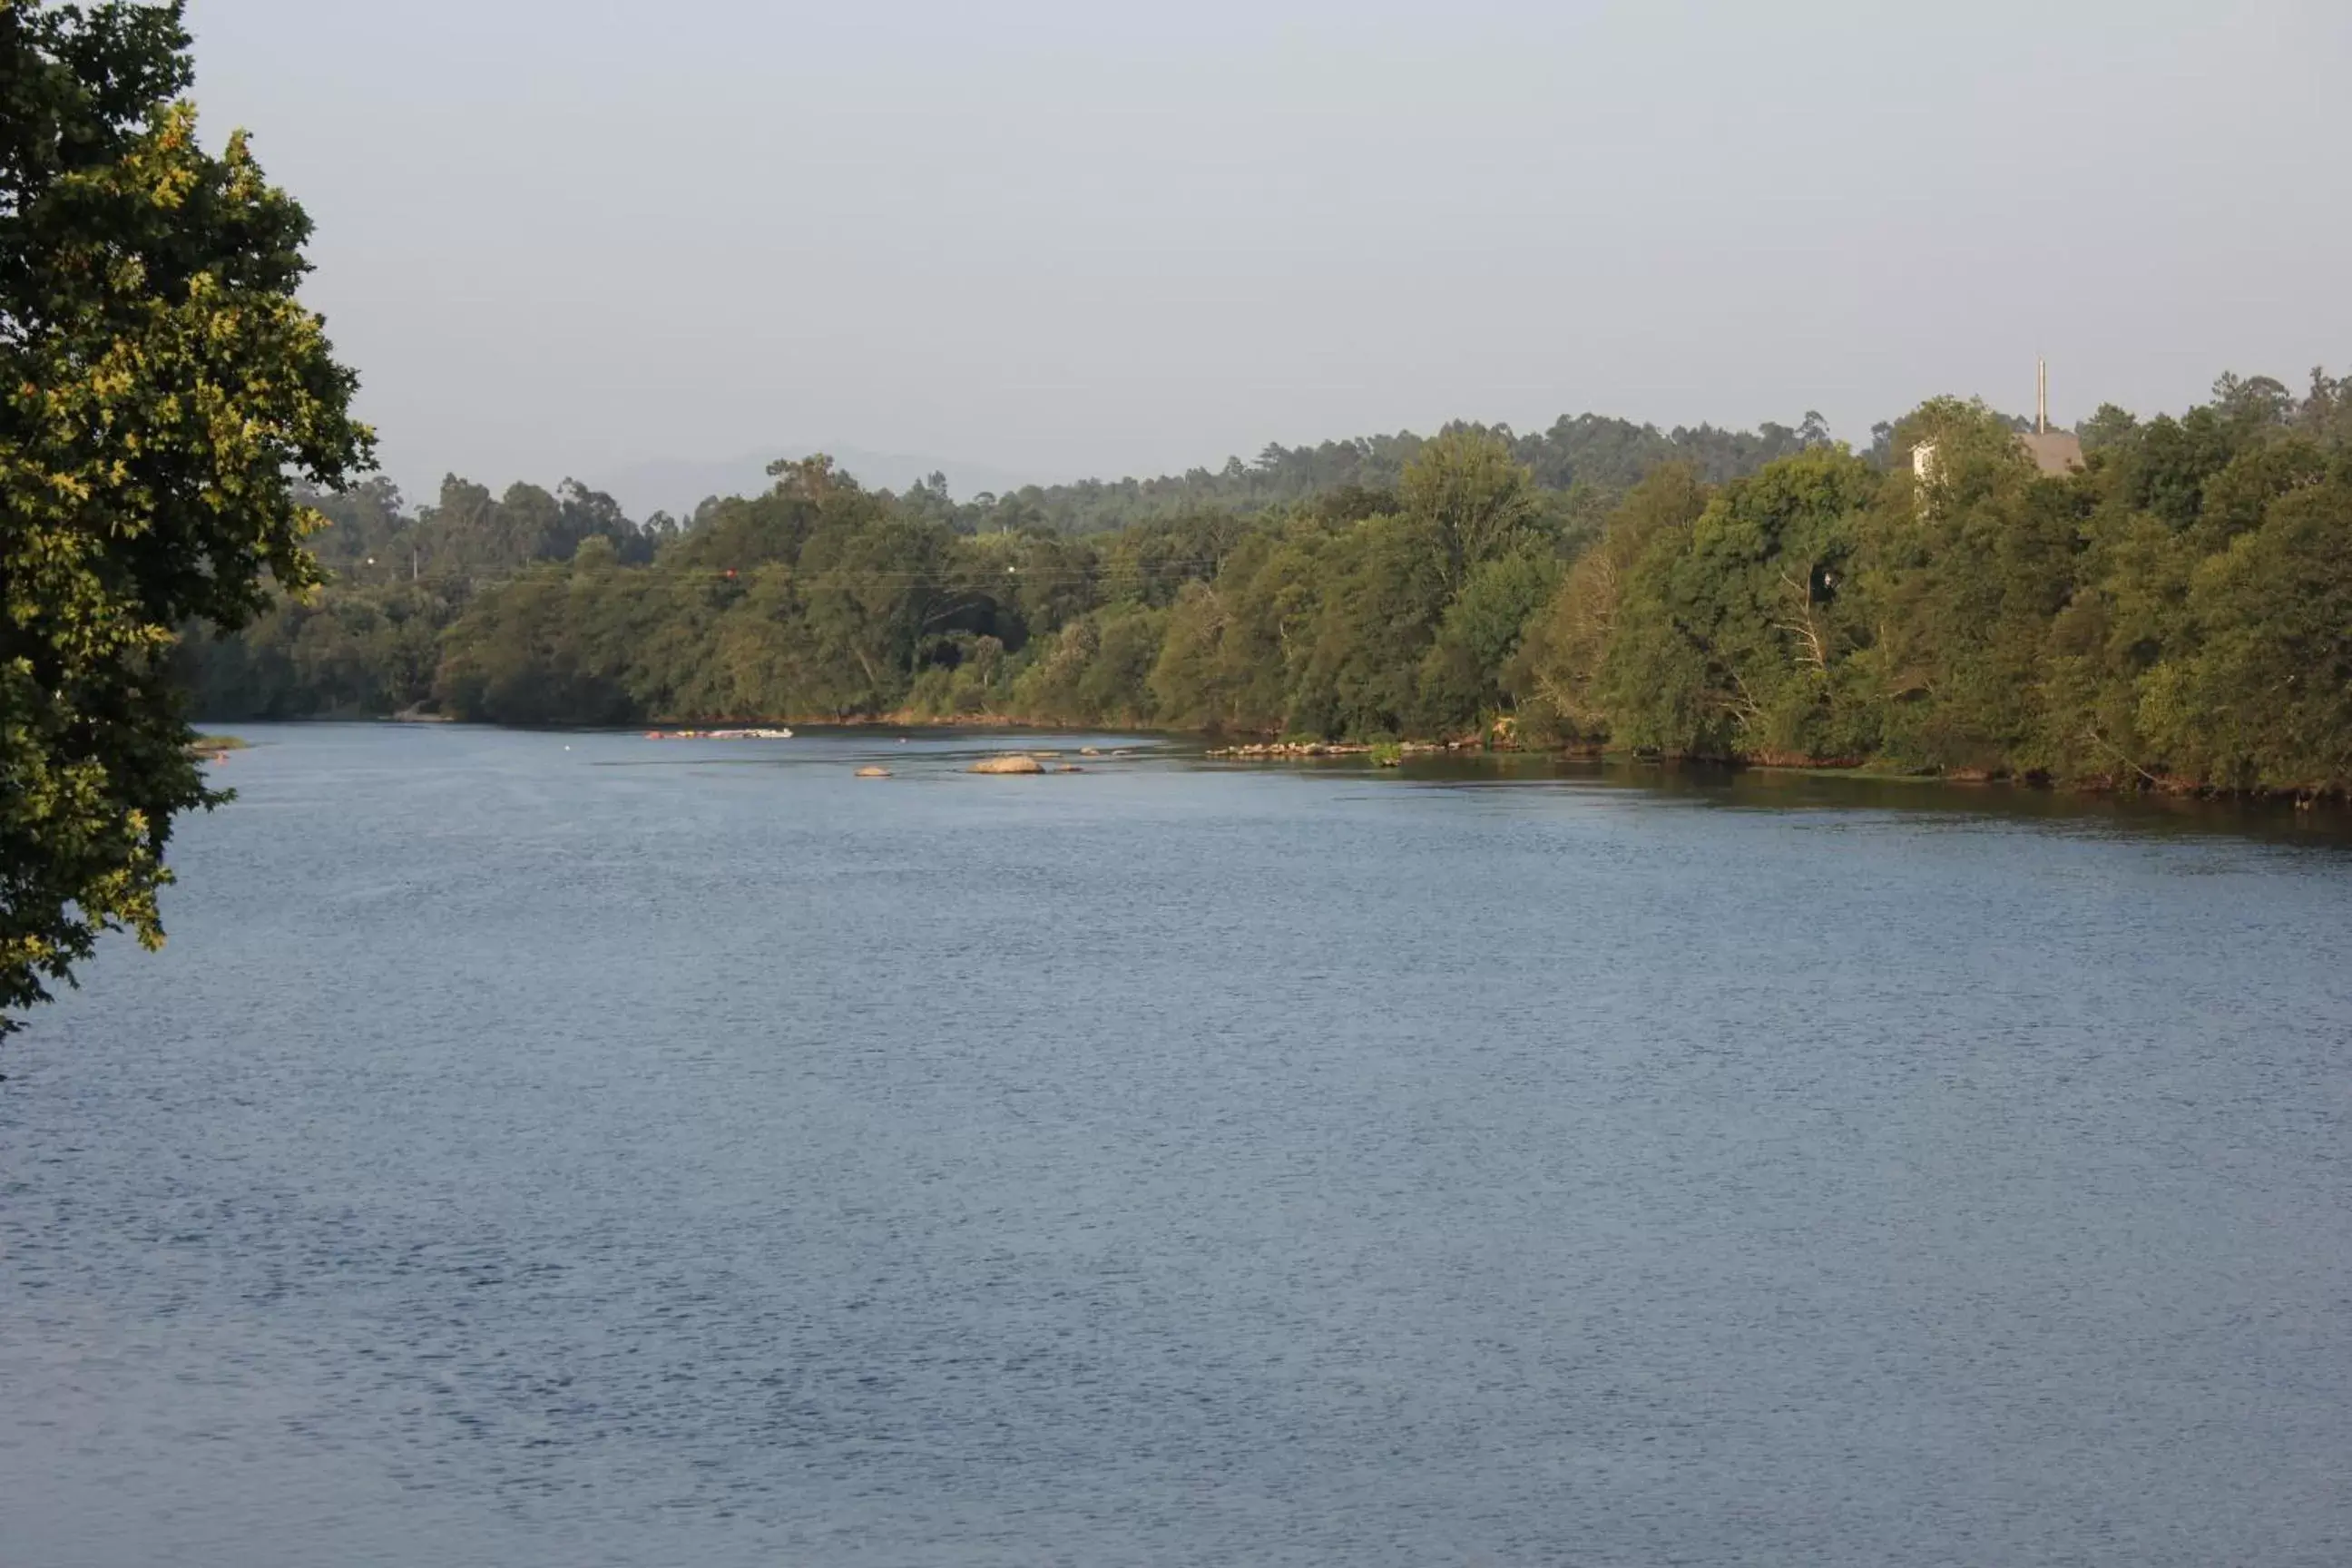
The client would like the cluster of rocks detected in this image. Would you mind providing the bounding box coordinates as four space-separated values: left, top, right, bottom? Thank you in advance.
851 749 1122 777
643 726 793 740
1206 740 1475 760
965 754 1087 776
1209 740 1367 759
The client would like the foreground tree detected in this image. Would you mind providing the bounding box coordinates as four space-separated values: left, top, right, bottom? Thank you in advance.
2 1 370 1036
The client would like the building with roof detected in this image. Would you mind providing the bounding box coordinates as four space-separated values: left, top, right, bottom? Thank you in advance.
1912 359 2083 485
2017 359 2084 474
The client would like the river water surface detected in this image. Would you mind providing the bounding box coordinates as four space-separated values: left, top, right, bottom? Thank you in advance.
4 724 2349 1566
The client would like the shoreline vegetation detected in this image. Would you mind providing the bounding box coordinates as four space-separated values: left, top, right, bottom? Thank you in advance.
184 372 2352 802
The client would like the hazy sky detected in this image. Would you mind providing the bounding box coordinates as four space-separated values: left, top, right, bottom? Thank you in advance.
185 0 2349 500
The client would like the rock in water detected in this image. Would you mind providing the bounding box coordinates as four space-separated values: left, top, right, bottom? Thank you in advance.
855 766 891 778
968 754 1044 775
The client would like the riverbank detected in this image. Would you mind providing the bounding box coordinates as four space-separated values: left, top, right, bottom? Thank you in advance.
190 708 2350 806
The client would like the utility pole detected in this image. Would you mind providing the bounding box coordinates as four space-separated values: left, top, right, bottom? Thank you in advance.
2036 357 2049 436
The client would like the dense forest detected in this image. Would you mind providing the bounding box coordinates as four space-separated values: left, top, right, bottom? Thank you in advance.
946 412 1831 535
186 374 2352 795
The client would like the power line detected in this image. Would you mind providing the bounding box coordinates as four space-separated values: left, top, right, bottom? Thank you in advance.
320 556 1246 593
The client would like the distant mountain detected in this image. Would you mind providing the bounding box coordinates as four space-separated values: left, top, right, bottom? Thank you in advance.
593 446 1047 519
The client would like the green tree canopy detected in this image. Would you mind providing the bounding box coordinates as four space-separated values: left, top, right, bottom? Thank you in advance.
1398 426 1542 592
3 0 370 1035
168 362 2352 800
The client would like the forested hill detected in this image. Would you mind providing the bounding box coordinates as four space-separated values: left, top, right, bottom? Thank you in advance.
185 370 2352 797
186 404 1837 725
272 407 1835 582
962 412 1832 534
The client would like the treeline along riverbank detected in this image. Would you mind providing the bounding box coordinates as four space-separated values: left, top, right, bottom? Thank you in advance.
186 372 2352 796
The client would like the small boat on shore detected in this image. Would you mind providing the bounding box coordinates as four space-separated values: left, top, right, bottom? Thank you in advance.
642 726 794 740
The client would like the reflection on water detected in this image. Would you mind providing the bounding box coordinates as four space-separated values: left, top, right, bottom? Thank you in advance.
1198 744 2352 844
5 723 2348 1567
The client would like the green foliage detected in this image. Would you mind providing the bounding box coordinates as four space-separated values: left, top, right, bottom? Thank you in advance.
1599 448 1881 760
934 413 1816 538
1398 426 1542 592
1854 404 2074 771
1146 530 1317 734
176 366 2352 801
1552 373 2352 793
1418 548 1559 735
1515 465 1710 743
2135 483 2352 791
3 0 371 1034
180 581 454 719
1008 603 1167 726
1291 513 1453 739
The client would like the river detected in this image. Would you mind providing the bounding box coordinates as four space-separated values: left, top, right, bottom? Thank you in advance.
4 723 2348 1566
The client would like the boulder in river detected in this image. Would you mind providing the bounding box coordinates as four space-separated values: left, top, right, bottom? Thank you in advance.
855 766 891 778
968 754 1045 775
